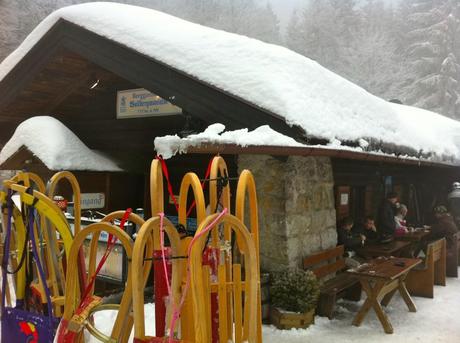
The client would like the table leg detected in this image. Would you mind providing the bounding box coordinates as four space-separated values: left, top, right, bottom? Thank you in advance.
381 288 397 307
352 280 375 326
352 297 373 327
398 278 417 312
352 279 395 334
372 297 394 334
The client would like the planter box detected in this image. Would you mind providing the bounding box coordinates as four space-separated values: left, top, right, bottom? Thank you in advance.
270 307 315 330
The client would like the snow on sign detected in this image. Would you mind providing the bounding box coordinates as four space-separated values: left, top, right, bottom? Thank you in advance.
116 88 182 118
79 193 105 209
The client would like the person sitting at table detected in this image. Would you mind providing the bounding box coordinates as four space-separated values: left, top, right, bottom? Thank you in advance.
337 217 365 267
428 205 459 250
353 216 379 243
377 192 398 240
337 217 365 250
394 204 409 236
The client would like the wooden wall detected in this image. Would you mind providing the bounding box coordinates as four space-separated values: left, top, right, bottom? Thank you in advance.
332 158 460 225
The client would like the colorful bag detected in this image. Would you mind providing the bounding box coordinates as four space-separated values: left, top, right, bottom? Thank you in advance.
1 194 59 343
1 306 60 343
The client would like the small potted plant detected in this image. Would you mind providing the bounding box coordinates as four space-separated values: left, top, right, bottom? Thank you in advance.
269 269 320 330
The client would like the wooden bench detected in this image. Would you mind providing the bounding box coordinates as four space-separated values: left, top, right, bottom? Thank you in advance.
303 245 361 319
405 238 446 298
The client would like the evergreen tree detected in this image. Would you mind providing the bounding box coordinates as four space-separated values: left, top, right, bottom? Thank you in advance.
346 0 408 99
14 0 60 37
0 0 19 60
284 0 362 75
132 0 282 44
345 29 406 99
285 10 303 53
299 0 344 70
284 0 408 100
0 0 282 62
402 0 460 118
248 3 281 44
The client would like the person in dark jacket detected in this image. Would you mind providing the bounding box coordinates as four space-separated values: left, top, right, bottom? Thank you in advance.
377 192 398 238
354 216 379 244
428 205 459 250
447 182 460 227
337 217 365 251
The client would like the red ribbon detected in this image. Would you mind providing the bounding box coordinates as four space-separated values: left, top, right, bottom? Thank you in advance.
157 155 180 213
156 155 213 217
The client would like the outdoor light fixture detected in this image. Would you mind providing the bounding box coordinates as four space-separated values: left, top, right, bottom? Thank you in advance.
89 79 100 89
179 113 196 137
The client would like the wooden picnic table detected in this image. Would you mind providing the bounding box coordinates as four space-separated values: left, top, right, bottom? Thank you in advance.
355 240 412 259
394 229 431 257
347 257 422 334
395 229 431 242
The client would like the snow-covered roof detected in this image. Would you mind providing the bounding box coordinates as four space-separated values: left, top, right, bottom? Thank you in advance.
0 116 122 171
1 2 460 163
153 123 442 165
155 124 305 159
154 100 460 163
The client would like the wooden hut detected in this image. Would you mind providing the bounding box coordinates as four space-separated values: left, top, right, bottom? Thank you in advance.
0 3 459 271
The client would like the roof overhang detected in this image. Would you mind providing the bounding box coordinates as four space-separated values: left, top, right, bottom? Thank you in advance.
0 19 305 144
180 143 460 168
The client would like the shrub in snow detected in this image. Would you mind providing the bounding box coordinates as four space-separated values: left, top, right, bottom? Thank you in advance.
269 269 320 313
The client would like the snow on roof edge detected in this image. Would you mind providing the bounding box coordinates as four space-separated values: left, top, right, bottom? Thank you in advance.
154 123 460 167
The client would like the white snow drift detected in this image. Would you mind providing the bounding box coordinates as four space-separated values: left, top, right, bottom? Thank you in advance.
154 124 307 159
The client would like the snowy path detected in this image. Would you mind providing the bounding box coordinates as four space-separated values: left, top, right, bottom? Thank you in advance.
89 267 460 342
264 267 460 343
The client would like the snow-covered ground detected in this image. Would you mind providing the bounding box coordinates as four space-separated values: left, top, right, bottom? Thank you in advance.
89 267 460 342
263 270 460 342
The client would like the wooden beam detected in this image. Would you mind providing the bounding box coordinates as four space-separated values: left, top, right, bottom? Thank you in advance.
39 70 94 115
0 19 69 114
63 116 185 132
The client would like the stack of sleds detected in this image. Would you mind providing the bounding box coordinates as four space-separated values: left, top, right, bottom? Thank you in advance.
1 156 263 343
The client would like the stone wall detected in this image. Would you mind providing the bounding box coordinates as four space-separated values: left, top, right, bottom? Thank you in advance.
238 155 337 272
